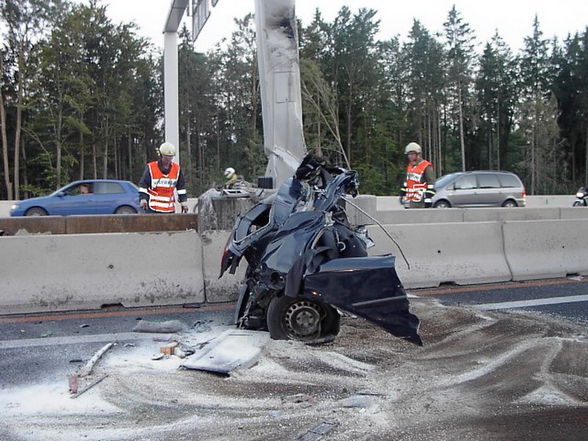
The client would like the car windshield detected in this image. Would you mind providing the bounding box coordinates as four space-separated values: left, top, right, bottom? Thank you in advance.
435 173 460 189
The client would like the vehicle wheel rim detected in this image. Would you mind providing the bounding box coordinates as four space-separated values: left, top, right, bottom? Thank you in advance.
284 301 323 340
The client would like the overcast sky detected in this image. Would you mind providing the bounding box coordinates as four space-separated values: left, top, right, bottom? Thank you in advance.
101 0 588 53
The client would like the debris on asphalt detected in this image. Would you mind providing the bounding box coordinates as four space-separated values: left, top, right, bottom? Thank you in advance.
68 359 83 364
181 329 269 375
151 353 164 361
159 342 178 357
132 319 187 334
294 421 339 441
192 320 213 333
339 394 375 409
282 393 316 407
40 330 53 338
77 342 114 377
70 375 108 399
79 324 90 328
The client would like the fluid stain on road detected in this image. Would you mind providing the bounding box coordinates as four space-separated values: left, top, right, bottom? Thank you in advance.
1 297 587 441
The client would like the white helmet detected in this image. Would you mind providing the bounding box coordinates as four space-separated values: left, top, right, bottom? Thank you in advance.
223 167 235 178
404 142 422 154
159 142 176 156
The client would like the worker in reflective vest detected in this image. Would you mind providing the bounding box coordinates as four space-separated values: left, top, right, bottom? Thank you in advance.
138 142 188 213
400 142 435 209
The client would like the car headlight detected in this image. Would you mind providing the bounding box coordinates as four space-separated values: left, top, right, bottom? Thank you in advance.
10 204 18 210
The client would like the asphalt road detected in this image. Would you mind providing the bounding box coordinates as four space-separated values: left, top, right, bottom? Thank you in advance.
0 279 587 441
415 277 588 326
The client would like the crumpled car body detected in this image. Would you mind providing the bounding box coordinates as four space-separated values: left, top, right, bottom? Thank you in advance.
220 156 422 345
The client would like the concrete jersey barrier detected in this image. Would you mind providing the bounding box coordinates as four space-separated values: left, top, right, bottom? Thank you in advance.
0 231 204 314
367 222 512 289
502 219 588 280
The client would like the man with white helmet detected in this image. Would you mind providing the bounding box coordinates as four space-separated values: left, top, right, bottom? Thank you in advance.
400 142 435 209
138 142 188 213
223 166 244 189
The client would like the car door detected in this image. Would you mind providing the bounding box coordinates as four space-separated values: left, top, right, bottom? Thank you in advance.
92 182 126 214
476 173 502 206
48 183 96 215
451 174 479 207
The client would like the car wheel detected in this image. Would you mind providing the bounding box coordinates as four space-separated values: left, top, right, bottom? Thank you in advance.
502 200 518 208
25 207 48 216
434 200 451 208
266 295 340 341
115 206 137 214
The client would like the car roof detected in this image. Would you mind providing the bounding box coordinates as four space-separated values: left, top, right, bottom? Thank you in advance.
68 179 133 185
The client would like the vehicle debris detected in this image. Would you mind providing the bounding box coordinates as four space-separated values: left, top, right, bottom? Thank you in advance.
70 375 108 399
77 342 114 377
181 329 269 375
132 319 187 334
220 153 422 345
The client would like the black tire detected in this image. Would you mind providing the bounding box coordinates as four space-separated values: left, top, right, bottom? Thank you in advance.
434 200 451 208
573 201 584 207
115 205 137 214
502 199 517 208
266 295 340 341
25 207 48 216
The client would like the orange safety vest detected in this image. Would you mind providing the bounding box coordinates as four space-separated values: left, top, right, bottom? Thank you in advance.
405 160 432 202
147 161 180 213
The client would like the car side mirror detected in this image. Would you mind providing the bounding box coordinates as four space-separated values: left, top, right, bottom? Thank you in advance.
56 191 66 197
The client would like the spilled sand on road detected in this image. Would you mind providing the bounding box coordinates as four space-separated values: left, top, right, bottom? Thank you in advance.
1 297 587 441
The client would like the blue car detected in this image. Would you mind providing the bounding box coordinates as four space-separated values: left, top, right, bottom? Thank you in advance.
10 180 141 216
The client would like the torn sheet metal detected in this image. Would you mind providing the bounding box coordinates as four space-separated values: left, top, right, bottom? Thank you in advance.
181 330 269 375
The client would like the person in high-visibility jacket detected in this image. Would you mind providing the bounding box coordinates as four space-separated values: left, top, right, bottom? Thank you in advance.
399 142 435 208
138 142 188 213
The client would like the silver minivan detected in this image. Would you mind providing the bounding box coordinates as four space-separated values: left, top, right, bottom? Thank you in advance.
432 171 526 208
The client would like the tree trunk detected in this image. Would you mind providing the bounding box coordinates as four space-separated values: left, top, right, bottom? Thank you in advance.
458 86 466 171
103 116 109 179
92 144 97 179
585 126 588 186
14 55 25 200
80 128 85 180
22 136 28 199
0 57 12 199
187 115 192 190
56 108 63 189
127 128 132 181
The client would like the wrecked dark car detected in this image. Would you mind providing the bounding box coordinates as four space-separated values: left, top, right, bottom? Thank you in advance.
220 154 422 345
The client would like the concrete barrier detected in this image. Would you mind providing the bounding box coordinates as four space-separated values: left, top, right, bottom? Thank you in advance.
367 222 512 289
462 207 560 222
526 195 575 207
200 230 246 303
0 231 204 314
502 219 588 280
0 216 66 235
559 207 588 220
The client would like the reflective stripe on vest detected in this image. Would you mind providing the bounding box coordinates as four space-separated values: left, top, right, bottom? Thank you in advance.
147 161 180 213
406 160 431 202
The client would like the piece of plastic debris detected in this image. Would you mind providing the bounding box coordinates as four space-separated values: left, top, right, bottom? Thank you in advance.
40 331 53 338
80 324 90 328
133 319 187 334
123 343 135 348
69 359 83 364
77 342 114 377
151 353 164 361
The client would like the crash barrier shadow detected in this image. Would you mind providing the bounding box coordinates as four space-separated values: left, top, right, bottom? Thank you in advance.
3 219 588 314
0 214 198 235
